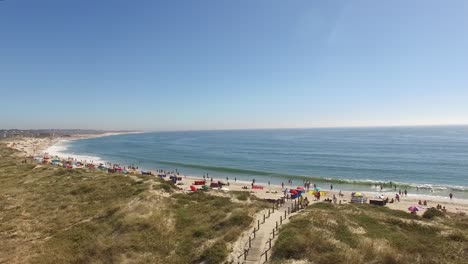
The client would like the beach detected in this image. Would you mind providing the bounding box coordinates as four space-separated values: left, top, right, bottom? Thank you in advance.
5 134 468 216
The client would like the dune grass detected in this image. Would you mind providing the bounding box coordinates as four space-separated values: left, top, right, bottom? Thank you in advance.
0 143 266 264
271 202 468 264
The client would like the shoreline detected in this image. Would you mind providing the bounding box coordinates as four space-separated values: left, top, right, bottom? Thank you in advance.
5 135 468 215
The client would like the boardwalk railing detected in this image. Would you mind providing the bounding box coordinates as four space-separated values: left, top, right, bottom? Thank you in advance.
237 200 285 263
258 200 306 263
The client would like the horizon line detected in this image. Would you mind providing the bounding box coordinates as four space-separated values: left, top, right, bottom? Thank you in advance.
2 123 468 133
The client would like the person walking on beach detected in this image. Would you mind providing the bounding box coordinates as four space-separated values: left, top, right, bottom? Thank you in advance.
234 177 237 182
281 182 284 188
404 189 407 196
449 193 453 200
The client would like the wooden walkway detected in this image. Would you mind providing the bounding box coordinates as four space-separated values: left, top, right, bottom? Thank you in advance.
238 200 304 264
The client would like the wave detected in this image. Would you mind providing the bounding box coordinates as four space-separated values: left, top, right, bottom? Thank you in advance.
149 159 467 192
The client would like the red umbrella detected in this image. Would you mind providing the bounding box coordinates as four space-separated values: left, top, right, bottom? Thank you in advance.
190 185 197 192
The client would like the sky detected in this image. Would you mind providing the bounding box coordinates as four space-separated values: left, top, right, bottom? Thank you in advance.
1 0 468 131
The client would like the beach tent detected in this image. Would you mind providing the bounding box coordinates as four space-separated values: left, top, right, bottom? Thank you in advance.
309 190 326 196
296 186 306 194
290 189 302 199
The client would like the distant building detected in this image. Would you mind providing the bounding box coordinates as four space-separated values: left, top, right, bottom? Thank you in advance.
37 132 51 138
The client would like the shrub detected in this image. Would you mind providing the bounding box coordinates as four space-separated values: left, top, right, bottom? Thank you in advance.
422 208 444 219
198 240 228 264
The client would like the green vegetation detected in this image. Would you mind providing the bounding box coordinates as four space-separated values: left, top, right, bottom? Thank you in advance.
272 203 468 264
0 143 266 263
423 207 445 219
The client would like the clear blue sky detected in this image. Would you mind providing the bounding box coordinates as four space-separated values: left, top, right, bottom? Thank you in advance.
1 0 468 131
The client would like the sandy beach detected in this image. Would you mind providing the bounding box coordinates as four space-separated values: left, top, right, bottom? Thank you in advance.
4 132 137 158
177 175 468 216
5 135 468 216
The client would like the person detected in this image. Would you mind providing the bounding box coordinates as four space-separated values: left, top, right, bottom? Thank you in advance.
333 194 337 204
395 194 400 202
268 180 270 186
304 197 309 207
404 189 407 196
281 182 284 188
442 206 447 213
418 200 422 205
234 177 237 182
449 193 453 200
423 200 427 206
330 184 333 190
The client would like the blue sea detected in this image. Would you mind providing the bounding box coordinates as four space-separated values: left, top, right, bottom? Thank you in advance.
58 126 468 199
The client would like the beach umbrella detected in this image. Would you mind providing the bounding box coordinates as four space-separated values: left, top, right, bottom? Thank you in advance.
190 185 197 192
290 189 298 195
297 186 305 190
354 192 363 197
408 206 419 212
314 187 321 191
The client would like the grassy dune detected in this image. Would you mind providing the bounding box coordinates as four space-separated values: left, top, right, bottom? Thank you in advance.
272 202 468 264
0 143 268 264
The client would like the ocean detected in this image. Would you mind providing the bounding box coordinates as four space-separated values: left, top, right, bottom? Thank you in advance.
50 126 468 199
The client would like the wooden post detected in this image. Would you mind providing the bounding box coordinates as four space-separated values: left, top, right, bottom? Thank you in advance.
272 204 275 213
273 228 275 238
276 221 278 230
280 216 283 225
258 219 260 230
284 210 287 219
288 206 290 214
269 239 272 249
253 228 256 238
263 214 266 223
244 249 247 260
268 209 270 218
249 236 251 248
265 251 268 262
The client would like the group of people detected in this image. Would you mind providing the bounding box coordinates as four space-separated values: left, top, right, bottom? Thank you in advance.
436 204 447 212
